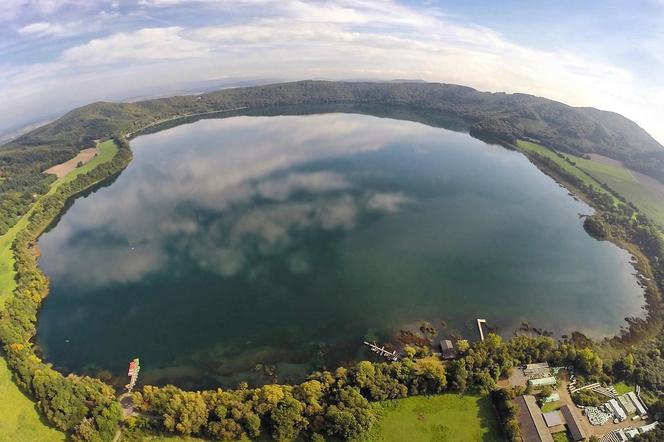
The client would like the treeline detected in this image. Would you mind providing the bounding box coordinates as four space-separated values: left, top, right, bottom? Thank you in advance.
130 356 446 441
0 137 132 441
4 81 663 183
491 389 521 441
124 334 616 441
0 145 79 235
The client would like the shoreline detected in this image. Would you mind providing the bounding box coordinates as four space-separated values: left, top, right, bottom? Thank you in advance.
514 141 664 347
2 106 664 440
30 128 659 383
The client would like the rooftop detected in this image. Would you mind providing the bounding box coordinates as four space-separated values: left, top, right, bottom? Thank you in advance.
543 410 563 427
560 405 587 442
514 395 554 442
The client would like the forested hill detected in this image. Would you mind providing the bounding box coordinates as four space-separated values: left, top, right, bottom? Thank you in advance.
3 80 663 181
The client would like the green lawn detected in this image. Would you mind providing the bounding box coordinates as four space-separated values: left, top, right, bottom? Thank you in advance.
572 156 664 225
614 381 633 396
516 140 606 190
541 400 563 413
0 140 118 442
0 356 65 442
552 431 572 442
366 393 504 442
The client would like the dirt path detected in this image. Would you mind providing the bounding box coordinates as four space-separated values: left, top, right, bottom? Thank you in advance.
44 142 100 178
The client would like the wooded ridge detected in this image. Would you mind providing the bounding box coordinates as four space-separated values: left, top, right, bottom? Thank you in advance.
4 80 663 174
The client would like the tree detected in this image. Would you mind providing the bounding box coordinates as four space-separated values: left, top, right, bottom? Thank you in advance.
450 359 469 392
456 339 470 353
412 356 447 394
576 348 602 375
162 391 208 435
325 387 376 440
403 345 417 359
353 361 376 389
294 380 325 416
485 333 502 349
269 396 308 441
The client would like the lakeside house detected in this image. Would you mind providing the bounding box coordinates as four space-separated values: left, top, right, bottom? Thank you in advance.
439 340 457 359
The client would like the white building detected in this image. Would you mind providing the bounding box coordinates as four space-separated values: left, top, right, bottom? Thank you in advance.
627 392 648 416
608 399 627 421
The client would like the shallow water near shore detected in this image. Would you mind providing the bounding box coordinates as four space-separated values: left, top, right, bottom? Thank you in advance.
36 109 644 388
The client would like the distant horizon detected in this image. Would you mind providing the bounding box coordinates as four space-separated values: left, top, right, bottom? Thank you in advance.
3 77 663 149
2 1 663 144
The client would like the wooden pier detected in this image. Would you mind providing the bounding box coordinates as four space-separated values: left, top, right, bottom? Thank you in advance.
125 358 140 393
363 341 399 361
477 319 486 341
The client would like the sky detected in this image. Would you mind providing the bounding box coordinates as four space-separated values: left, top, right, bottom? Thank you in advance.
1 0 663 144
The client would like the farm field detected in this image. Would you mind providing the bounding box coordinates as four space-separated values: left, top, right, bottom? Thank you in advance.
571 155 664 226
517 140 664 226
366 393 504 442
516 140 606 191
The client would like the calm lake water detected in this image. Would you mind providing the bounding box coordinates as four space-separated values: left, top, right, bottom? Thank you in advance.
37 111 644 388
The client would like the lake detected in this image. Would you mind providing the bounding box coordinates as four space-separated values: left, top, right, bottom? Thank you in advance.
36 110 644 388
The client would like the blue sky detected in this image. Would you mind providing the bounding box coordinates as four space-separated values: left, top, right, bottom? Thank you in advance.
1 0 663 143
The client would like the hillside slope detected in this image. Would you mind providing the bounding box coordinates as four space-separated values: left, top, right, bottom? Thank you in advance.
2 80 662 181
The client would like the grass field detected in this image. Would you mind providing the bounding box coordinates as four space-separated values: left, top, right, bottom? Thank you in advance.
0 140 118 442
366 393 503 442
613 381 633 396
0 354 65 442
516 140 606 191
517 140 664 226
572 155 664 225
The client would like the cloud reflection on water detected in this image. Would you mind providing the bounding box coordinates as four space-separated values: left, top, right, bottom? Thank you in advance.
41 114 421 289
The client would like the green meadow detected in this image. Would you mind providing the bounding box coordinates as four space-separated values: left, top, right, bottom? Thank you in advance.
366 393 503 442
516 140 605 190
571 155 664 225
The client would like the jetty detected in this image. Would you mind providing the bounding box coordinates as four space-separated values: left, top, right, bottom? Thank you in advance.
477 319 487 341
363 341 399 361
125 358 140 393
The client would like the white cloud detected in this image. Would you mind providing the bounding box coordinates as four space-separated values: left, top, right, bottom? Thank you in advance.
367 192 412 213
61 27 209 64
41 113 426 284
257 172 350 201
2 0 97 21
1 0 663 143
18 21 66 35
